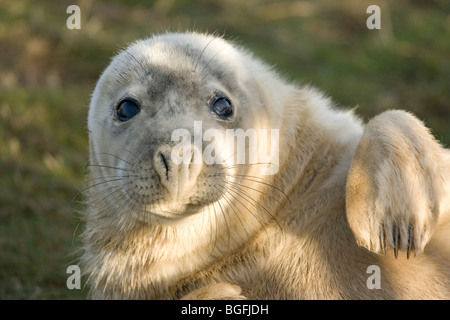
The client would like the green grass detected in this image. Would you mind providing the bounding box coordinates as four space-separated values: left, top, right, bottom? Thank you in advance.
0 0 448 299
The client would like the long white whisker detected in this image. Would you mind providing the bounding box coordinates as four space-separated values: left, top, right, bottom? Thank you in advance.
214 185 250 243
220 183 270 242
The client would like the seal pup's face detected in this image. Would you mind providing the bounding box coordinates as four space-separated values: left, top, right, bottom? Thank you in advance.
88 32 282 223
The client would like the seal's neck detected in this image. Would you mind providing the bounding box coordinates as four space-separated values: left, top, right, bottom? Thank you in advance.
274 87 364 227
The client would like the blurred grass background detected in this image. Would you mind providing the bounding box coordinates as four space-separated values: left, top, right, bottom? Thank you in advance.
0 0 448 299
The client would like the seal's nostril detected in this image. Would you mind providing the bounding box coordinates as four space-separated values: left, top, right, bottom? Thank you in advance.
159 152 169 180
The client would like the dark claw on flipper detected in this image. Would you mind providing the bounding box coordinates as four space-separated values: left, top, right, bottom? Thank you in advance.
380 225 386 255
407 225 413 259
393 226 399 259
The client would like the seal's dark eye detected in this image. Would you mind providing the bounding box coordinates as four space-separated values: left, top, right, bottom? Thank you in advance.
210 94 233 119
116 98 140 122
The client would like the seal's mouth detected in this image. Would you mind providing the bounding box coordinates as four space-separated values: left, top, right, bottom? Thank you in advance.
141 203 207 220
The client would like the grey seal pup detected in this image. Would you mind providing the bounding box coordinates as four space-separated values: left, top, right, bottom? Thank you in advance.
81 32 450 299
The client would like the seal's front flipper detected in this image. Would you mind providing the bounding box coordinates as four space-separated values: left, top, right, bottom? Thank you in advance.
345 110 449 258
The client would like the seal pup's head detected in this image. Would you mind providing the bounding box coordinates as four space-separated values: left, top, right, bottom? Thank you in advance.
82 32 340 299
87 32 292 228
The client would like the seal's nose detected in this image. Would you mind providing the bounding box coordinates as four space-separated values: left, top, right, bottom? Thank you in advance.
154 145 202 201
158 152 170 180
